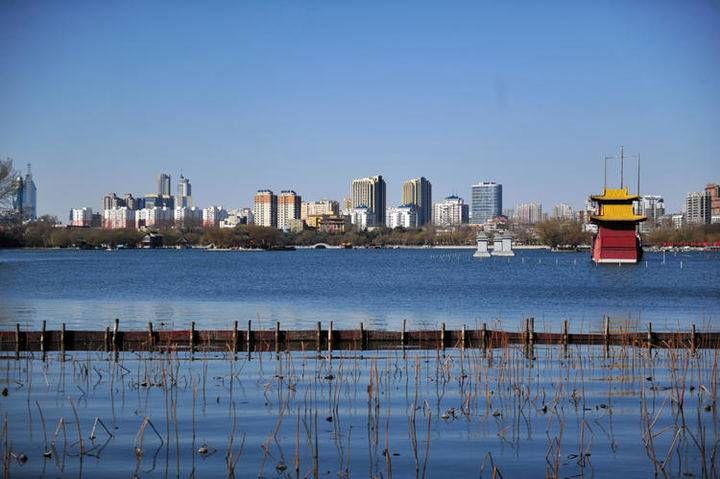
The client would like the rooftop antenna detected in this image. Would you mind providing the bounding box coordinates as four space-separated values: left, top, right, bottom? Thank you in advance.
620 145 624 189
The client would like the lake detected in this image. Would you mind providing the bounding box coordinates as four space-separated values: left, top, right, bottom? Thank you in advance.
1 248 718 333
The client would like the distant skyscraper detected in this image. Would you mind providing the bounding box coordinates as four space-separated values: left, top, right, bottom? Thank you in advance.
705 183 720 224
637 195 665 232
278 190 302 231
177 175 192 208
552 203 574 220
12 164 37 220
103 193 124 210
433 196 469 227
471 182 502 224
351 175 386 226
402 177 432 226
685 191 709 225
157 173 171 196
516 202 542 225
254 190 278 228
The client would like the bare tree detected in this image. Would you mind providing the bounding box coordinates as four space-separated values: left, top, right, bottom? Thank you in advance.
0 158 19 216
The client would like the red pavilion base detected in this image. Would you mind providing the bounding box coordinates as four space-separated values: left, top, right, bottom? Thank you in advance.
591 224 642 264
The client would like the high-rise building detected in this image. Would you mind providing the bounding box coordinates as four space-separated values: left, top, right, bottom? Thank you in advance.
157 173 171 196
176 175 192 208
705 183 720 224
552 203 574 220
433 196 469 227
685 191 709 225
516 202 543 225
11 164 37 220
103 193 123 210
136 207 174 229
69 207 93 227
301 200 339 219
402 177 432 226
254 190 277 228
386 205 418 229
123 193 143 210
174 206 203 228
637 195 665 232
103 207 135 229
351 206 373 231
351 175 386 226
144 194 174 210
471 182 502 224
202 206 228 228
278 190 302 230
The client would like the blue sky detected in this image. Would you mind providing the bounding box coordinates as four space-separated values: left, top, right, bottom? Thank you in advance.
1 1 718 220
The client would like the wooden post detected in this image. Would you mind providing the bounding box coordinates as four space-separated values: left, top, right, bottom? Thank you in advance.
247 320 252 357
440 322 446 351
647 322 653 349
691 324 696 352
275 321 280 354
60 323 66 359
481 322 487 350
147 322 154 350
461 324 466 350
40 320 46 356
562 320 569 347
603 316 610 354
14 323 20 360
190 321 195 355
328 321 333 353
529 318 534 348
316 321 322 352
232 321 238 354
359 322 365 351
401 319 406 347
524 318 530 347
112 318 119 353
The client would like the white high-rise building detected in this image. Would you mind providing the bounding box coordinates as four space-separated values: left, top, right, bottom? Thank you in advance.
685 191 709 225
278 190 302 231
386 205 418 229
351 206 373 231
637 195 665 232
202 206 228 228
254 190 277 228
69 207 93 227
174 207 202 227
516 202 543 225
103 207 135 229
552 203 574 220
433 196 469 227
136 207 173 229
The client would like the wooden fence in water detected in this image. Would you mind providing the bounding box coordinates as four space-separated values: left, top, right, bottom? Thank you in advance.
1 318 719 356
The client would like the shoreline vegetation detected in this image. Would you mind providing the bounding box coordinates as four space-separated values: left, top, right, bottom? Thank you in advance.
1 215 719 250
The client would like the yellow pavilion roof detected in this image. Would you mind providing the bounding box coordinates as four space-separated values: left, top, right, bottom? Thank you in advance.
590 187 640 202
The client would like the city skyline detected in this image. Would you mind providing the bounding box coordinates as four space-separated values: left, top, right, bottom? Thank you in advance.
1 2 718 221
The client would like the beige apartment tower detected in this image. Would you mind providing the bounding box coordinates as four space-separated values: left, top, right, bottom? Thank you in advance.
278 190 302 230
351 175 386 226
254 190 277 228
402 177 432 226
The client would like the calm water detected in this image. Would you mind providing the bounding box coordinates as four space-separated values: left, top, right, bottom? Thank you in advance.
0 248 718 332
0 347 717 478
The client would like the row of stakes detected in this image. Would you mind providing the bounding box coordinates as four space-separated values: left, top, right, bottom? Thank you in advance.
10 316 701 360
